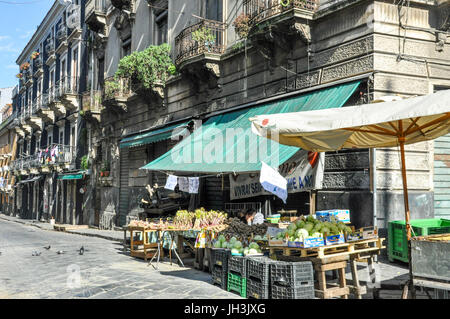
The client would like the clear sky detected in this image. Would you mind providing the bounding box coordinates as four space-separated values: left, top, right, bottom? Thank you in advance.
0 0 54 89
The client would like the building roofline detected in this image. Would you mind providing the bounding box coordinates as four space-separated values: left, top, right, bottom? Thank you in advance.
15 0 65 65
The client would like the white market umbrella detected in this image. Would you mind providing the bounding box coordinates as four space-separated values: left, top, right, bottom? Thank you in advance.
250 89 450 297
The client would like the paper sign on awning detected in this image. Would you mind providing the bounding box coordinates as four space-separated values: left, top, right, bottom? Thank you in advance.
229 150 324 200
260 162 288 203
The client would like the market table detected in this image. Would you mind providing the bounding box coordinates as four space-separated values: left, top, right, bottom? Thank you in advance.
268 237 385 299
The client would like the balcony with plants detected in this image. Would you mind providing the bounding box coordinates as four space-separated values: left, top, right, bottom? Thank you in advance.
174 19 225 79
239 0 319 65
85 0 108 34
81 90 103 123
31 51 43 78
102 43 176 112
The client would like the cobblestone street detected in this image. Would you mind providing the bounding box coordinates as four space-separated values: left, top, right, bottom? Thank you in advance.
0 219 240 299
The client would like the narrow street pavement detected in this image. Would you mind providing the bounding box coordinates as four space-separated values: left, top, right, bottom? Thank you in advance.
0 219 241 299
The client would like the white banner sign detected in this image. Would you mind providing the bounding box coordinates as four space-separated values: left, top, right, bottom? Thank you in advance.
229 150 325 200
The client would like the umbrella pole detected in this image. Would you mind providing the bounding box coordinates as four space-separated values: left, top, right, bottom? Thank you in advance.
399 137 416 299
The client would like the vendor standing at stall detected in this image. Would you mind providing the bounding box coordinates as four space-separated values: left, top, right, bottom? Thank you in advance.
243 209 264 226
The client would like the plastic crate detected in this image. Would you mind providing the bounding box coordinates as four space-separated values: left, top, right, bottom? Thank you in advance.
211 265 227 290
246 277 270 299
227 272 247 298
211 248 230 269
247 256 274 283
270 261 314 287
388 219 450 263
228 255 248 278
271 283 315 299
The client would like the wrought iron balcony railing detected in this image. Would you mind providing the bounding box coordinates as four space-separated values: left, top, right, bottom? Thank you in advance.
174 19 226 66
37 144 76 167
56 76 79 97
103 77 133 101
82 90 103 113
243 0 318 26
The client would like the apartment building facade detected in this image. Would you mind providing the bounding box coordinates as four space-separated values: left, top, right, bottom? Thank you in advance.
10 0 90 223
9 0 450 234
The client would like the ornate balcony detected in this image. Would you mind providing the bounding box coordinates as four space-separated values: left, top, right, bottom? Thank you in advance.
34 94 55 124
242 0 318 65
85 0 108 34
34 144 76 172
175 19 226 81
33 57 44 77
25 97 43 130
47 85 66 117
82 90 103 123
45 38 56 66
56 76 80 111
24 69 33 87
102 77 133 113
56 26 68 54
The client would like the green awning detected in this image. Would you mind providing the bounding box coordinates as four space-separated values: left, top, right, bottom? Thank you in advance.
58 173 84 180
120 122 190 149
141 81 361 173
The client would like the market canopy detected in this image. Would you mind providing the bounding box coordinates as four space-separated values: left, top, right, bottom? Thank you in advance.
140 80 361 173
120 122 190 149
250 89 450 151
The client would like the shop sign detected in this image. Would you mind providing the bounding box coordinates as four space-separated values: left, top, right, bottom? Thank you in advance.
229 150 324 200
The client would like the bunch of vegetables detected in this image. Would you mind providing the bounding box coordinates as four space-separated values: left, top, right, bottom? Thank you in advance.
275 215 353 242
173 210 195 229
193 208 228 230
213 235 263 256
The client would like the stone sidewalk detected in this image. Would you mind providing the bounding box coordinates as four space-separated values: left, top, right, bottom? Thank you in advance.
0 213 412 293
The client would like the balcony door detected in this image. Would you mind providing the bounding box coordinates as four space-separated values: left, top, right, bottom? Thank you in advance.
205 0 223 22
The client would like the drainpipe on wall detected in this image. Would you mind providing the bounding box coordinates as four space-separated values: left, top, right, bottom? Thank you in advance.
370 148 377 230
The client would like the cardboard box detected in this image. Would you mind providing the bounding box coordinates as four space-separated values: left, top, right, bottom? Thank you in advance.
268 239 288 247
315 209 350 223
325 234 346 246
288 237 324 248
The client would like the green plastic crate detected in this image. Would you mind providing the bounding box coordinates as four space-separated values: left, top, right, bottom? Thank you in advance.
388 218 450 263
227 272 247 298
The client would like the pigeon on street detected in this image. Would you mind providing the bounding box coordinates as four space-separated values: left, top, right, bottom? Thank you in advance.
56 250 66 255
44 245 51 250
79 246 85 255
32 251 41 256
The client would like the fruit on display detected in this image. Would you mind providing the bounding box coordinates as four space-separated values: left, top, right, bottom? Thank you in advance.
275 215 353 242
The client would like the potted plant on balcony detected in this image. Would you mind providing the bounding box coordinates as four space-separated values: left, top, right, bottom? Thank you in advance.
233 13 251 39
31 51 40 60
192 27 216 52
20 62 30 71
101 160 110 177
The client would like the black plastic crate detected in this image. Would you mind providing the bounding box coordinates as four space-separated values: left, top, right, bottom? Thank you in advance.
211 265 227 290
246 277 270 299
247 256 274 283
270 261 314 287
211 248 230 270
228 255 248 278
271 283 315 299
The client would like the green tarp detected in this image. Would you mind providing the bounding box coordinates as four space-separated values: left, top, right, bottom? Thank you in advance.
120 122 190 149
141 81 361 173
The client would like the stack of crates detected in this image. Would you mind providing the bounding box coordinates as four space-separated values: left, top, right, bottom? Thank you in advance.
227 255 248 298
246 257 275 299
270 261 315 299
211 248 230 289
388 218 450 263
